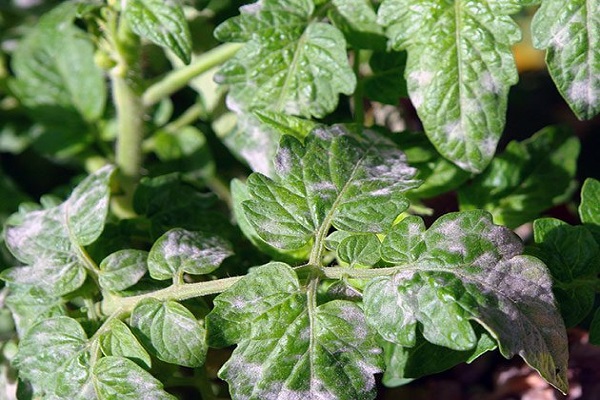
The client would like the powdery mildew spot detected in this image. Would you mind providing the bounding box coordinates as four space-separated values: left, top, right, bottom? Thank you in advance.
480 71 500 95
443 120 463 140
240 0 263 14
275 146 293 175
409 70 434 86
568 78 599 107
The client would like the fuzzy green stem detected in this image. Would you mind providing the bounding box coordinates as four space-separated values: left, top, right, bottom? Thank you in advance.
353 50 364 126
142 43 242 107
101 276 242 316
110 16 144 217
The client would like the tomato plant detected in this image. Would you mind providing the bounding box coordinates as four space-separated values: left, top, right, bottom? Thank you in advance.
0 0 598 399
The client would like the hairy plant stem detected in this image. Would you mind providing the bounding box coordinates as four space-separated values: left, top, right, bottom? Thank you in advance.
353 49 364 126
101 276 242 316
101 265 402 317
110 16 144 218
142 43 242 107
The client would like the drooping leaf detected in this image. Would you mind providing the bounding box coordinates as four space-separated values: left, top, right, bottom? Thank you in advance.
2 166 115 297
93 357 175 400
364 210 569 392
214 0 356 118
531 0 600 119
99 250 148 292
125 0 192 64
378 0 524 172
98 319 152 369
206 262 383 400
579 178 600 242
130 299 207 367
329 0 387 50
458 127 579 228
381 329 497 386
10 2 106 123
147 228 232 280
13 317 94 398
239 125 419 252
529 218 600 327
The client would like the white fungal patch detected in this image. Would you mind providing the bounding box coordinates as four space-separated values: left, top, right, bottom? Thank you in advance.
409 70 434 86
568 78 599 107
410 90 425 108
275 146 293 175
443 120 463 140
480 71 500 94
240 0 263 14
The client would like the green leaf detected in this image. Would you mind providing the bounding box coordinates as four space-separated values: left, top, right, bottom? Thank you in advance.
363 51 408 105
214 0 356 118
125 0 192 64
231 178 311 262
98 320 152 369
590 308 600 346
14 317 93 398
3 166 115 297
10 2 106 122
93 357 175 400
147 228 232 280
531 0 600 119
458 127 579 228
99 250 148 292
579 178 600 242
529 218 600 327
131 299 207 367
364 211 569 392
239 125 419 252
206 262 383 399
329 0 387 50
337 233 381 268
378 0 523 172
381 329 497 385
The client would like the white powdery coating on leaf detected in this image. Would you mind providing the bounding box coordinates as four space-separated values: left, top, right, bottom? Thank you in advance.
276 146 293 175
354 359 382 391
480 71 501 94
239 123 275 175
409 70 434 86
443 120 463 140
568 78 599 106
240 0 263 14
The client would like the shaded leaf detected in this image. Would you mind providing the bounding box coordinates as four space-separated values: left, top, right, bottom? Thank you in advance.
458 127 579 228
10 2 106 122
590 308 600 346
381 329 497 386
214 0 355 118
531 0 600 119
579 178 600 243
364 211 568 392
147 228 232 280
206 262 383 400
125 0 192 64
529 218 600 327
131 299 207 367
378 0 523 172
363 50 408 104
